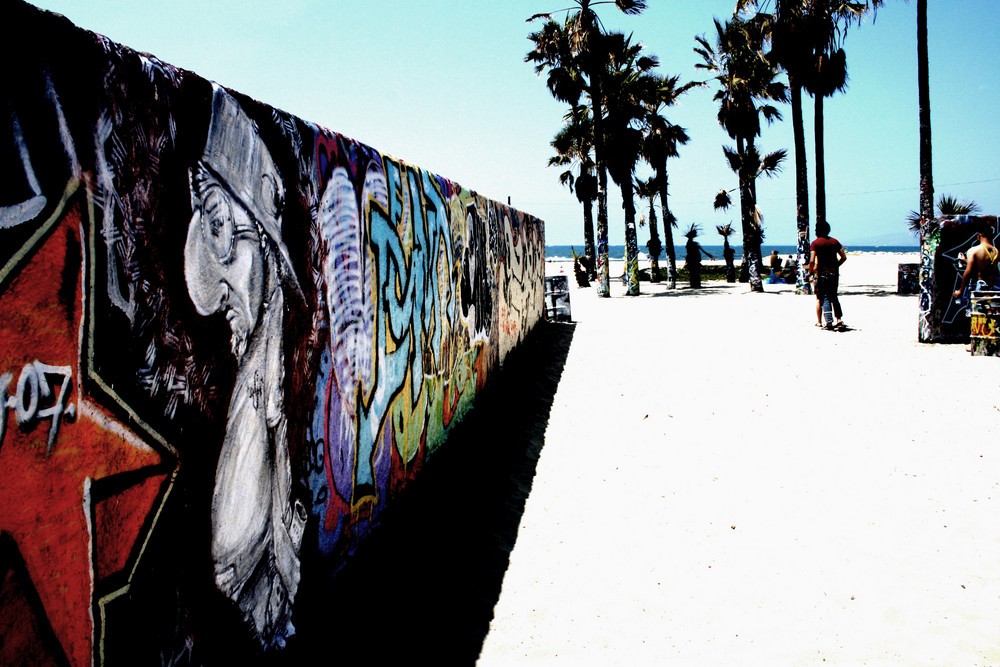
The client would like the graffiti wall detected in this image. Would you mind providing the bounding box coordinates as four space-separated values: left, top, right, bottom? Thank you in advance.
0 1 545 663
918 215 999 343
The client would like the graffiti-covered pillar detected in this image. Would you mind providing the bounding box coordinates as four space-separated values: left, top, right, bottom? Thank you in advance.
918 215 1000 343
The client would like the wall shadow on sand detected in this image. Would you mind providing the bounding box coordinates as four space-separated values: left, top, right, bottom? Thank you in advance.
282 320 576 666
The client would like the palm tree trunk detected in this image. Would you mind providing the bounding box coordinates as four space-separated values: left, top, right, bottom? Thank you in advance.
814 93 826 227
739 137 763 292
622 181 640 296
790 80 812 295
917 0 933 222
646 202 661 283
917 0 935 341
595 167 610 296
583 193 596 280
657 164 677 289
592 75 611 297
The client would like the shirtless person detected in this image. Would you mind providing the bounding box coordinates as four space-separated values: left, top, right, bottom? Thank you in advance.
953 226 1000 299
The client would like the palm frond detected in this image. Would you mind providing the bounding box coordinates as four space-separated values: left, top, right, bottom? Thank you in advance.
759 104 783 124
723 146 741 173
714 189 733 211
759 148 787 177
558 170 576 192
616 0 647 15
674 80 706 96
937 194 981 216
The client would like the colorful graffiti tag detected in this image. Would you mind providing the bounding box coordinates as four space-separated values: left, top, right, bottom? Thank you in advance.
1 1 544 662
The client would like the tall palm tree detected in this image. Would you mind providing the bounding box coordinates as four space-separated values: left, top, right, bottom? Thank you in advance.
635 175 662 281
640 74 697 289
717 222 738 282
527 0 647 297
802 1 882 228
550 105 598 278
739 0 814 294
803 8 844 229
917 0 933 227
713 145 787 274
739 1 880 291
601 31 659 296
916 0 934 342
696 15 787 292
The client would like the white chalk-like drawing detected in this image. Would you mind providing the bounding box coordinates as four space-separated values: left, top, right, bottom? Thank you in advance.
183 85 305 647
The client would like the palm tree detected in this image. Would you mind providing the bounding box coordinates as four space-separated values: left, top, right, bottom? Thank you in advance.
739 1 880 291
917 0 933 227
717 222 738 282
714 145 788 211
696 15 787 292
802 1 882 228
527 0 647 297
739 0 814 293
803 10 844 230
600 31 659 296
906 195 980 236
640 74 697 289
916 0 934 342
635 175 662 281
713 146 786 283
550 105 598 278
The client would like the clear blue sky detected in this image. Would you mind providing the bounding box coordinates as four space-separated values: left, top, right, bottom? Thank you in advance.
24 0 1000 246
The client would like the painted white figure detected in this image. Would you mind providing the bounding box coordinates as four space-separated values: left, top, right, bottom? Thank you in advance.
183 86 305 647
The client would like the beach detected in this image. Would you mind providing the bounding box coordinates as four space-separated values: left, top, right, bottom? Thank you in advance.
477 251 1000 665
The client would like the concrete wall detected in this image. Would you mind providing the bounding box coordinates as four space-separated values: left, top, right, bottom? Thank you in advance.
0 2 545 662
918 215 998 342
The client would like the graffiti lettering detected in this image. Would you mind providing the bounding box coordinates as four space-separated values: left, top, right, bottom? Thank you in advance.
0 360 75 453
971 313 997 339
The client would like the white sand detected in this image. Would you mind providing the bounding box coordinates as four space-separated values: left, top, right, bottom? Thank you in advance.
479 252 1000 665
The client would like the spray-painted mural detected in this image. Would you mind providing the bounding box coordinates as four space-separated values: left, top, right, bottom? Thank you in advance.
1 2 544 662
918 215 999 343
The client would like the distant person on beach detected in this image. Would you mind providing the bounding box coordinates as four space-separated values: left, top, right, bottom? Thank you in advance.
808 221 847 330
953 225 1000 299
766 250 785 284
782 254 796 282
685 225 714 288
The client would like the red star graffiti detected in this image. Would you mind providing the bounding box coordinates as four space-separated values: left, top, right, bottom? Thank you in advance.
0 195 173 667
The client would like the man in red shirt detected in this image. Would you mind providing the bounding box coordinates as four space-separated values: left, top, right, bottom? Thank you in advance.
808 221 848 330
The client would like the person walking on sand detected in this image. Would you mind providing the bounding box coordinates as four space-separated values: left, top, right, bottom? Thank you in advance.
808 221 847 330
953 225 1000 300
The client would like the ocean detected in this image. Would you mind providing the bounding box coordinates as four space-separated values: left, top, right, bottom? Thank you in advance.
545 244 919 262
